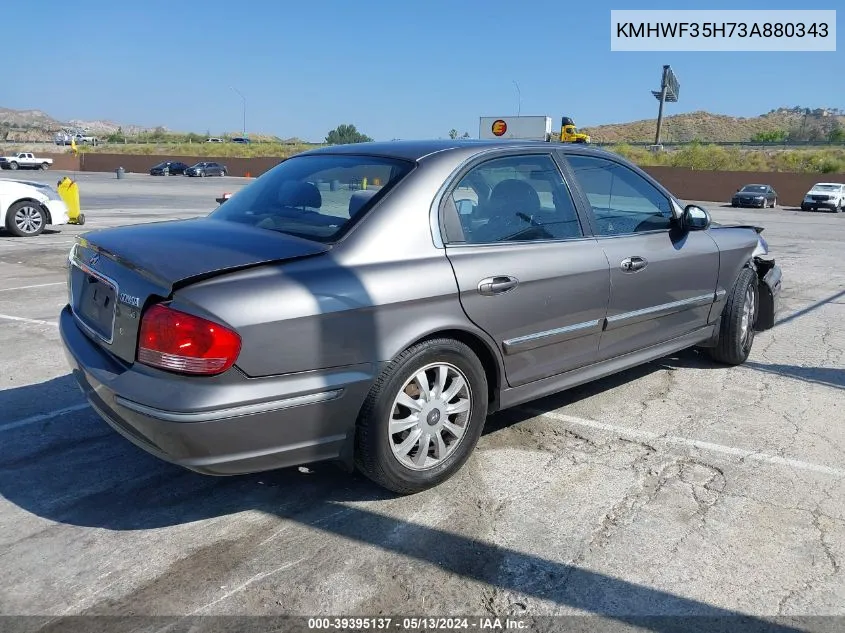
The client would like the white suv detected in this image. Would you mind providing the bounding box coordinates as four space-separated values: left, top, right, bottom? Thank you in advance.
801 182 844 212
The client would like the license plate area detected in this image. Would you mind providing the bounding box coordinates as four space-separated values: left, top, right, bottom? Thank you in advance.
71 261 118 343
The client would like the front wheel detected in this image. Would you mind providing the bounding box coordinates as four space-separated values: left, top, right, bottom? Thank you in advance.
6 201 46 237
8 162 18 170
220 170 227 177
355 338 489 494
709 267 758 366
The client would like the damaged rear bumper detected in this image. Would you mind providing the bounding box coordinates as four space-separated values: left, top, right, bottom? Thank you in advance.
754 258 782 331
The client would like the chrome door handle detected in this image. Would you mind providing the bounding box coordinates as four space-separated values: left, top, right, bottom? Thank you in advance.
620 256 647 272
478 276 519 296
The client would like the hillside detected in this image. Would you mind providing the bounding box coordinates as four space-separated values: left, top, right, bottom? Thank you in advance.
581 107 845 143
0 107 159 142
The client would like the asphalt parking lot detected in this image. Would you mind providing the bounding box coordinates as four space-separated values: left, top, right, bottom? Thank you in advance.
1 170 844 628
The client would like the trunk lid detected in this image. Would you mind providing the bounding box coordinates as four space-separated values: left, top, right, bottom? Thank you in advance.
68 217 329 364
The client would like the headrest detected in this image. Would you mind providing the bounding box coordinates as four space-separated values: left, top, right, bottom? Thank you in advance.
348 189 378 218
489 179 541 211
277 181 322 208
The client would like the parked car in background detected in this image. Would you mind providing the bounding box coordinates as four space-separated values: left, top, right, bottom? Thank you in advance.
0 152 53 171
731 184 778 208
232 137 251 144
206 138 224 144
185 162 227 177
800 182 844 212
0 179 69 236
59 140 782 494
149 161 190 176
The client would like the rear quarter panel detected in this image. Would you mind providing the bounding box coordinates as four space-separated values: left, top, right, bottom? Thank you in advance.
172 253 498 380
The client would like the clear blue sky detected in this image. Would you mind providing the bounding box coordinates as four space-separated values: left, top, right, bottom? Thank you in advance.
2 0 841 141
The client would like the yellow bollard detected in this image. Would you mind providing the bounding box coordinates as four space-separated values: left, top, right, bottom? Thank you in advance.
57 177 85 225
362 177 368 190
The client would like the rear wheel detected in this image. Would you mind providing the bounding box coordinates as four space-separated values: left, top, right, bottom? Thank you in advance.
355 338 489 494
6 201 46 237
40 162 49 170
709 267 758 366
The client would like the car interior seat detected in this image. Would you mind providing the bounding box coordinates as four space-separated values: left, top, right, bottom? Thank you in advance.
348 189 378 218
278 181 322 209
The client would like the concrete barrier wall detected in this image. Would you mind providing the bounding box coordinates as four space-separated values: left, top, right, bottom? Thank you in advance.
640 166 845 207
56 152 844 207
78 153 284 178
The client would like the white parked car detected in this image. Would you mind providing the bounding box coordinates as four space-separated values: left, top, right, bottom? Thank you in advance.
0 179 70 236
801 182 844 212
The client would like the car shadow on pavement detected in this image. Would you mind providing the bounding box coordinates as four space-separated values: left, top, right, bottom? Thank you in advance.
0 374 808 631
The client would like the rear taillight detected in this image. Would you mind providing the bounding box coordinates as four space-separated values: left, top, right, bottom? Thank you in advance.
137 304 241 375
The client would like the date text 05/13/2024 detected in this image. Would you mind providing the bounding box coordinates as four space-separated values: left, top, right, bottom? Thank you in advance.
307 617 528 630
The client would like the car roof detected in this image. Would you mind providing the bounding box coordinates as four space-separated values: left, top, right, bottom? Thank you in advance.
299 139 618 162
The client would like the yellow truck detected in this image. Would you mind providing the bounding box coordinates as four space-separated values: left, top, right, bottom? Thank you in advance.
479 115 590 143
559 116 591 144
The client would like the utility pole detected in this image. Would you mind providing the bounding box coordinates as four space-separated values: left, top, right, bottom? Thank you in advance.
513 80 521 117
231 87 246 137
651 65 679 150
654 80 668 146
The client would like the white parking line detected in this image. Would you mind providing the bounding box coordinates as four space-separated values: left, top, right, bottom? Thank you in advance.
0 403 90 433
0 313 58 327
0 282 64 292
530 410 845 478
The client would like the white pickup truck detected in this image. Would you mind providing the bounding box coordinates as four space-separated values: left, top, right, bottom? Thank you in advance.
0 152 54 171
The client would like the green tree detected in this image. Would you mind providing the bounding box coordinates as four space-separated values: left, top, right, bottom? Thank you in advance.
106 126 124 143
828 126 845 144
449 129 459 139
325 124 373 145
461 132 471 138
751 130 787 143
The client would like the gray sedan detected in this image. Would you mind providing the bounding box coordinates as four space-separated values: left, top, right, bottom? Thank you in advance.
59 140 782 494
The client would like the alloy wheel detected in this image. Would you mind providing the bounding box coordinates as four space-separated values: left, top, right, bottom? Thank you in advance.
740 285 756 349
14 205 43 235
388 362 473 471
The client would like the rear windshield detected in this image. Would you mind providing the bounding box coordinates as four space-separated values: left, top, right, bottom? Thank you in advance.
208 154 414 243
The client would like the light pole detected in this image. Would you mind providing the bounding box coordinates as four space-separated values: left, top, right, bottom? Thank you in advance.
512 80 521 117
231 87 246 137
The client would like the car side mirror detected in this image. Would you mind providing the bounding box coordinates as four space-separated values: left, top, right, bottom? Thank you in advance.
455 199 476 215
682 204 711 231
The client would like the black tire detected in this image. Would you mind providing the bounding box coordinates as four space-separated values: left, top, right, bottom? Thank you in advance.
220 170 227 177
5 201 47 237
8 162 18 170
709 267 758 366
355 338 489 494
771 198 777 208
76 213 86 225
40 162 49 170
